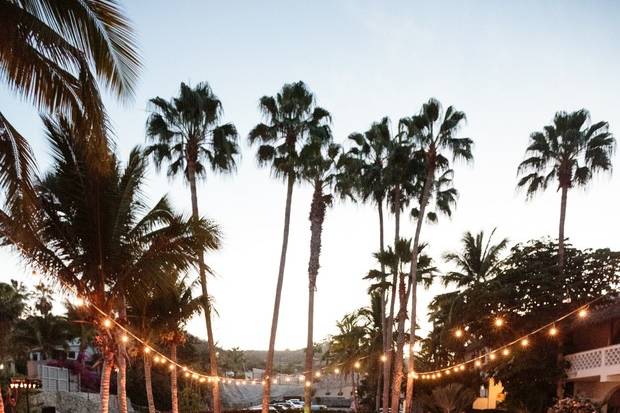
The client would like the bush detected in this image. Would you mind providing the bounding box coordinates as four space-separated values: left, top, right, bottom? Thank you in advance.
551 397 599 413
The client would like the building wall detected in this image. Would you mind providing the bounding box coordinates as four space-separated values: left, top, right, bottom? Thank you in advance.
573 381 620 403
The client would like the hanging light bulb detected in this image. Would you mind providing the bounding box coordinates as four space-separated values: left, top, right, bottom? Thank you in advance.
75 297 85 307
102 318 112 328
305 381 312 387
489 353 496 360
199 377 206 383
334 368 340 374
185 372 190 378
454 328 464 338
153 356 161 363
460 365 465 371
578 308 588 318
549 326 558 336
121 334 129 343
168 364 175 371
521 338 530 347
380 354 387 362
446 370 451 375
502 348 510 356
315 371 321 378
144 346 151 354
494 317 504 327
474 360 481 367
354 361 361 369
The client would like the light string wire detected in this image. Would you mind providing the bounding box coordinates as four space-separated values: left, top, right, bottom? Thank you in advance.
47 269 617 386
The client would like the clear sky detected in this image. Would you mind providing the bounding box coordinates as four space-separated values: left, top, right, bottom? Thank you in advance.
1 0 620 350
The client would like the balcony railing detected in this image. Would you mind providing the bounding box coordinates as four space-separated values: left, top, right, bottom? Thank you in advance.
565 343 620 381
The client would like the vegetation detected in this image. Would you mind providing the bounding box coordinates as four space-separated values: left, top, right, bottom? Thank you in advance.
0 5 616 413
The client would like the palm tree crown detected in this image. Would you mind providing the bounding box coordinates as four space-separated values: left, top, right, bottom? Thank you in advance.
517 109 615 195
146 82 240 182
442 228 508 287
248 81 331 180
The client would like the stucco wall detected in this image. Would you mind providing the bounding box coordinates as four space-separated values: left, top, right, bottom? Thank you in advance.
573 381 620 403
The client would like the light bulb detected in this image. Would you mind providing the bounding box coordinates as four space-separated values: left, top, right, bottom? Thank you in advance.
502 348 510 356
380 354 387 362
578 309 588 318
521 338 530 347
354 361 361 369
549 326 558 336
454 329 463 338
494 318 504 327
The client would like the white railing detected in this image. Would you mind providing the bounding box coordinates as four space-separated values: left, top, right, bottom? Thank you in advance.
566 343 620 380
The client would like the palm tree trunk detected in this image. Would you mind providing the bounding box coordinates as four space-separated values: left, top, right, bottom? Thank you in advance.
377 201 387 413
118 300 128 413
99 353 114 413
383 188 400 413
0 385 5 413
143 354 156 413
404 171 433 413
171 343 179 413
390 263 411 413
351 373 360 413
304 180 326 413
262 174 295 413
117 353 128 413
558 185 568 271
187 161 222 413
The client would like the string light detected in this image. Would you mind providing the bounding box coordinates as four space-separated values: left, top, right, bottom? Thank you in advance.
380 354 387 362
459 365 465 371
75 297 85 307
144 346 151 353
121 335 129 343
102 318 112 328
153 356 161 363
315 371 321 378
494 317 504 327
578 308 588 318
354 361 361 369
489 353 496 361
521 338 530 347
549 326 558 336
474 360 481 367
502 348 510 356
454 328 463 338
305 381 311 387
334 368 340 374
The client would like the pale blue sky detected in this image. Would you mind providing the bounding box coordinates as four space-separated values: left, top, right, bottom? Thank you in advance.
2 0 620 350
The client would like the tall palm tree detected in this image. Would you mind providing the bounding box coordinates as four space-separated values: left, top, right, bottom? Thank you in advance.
13 314 73 358
155 277 202 413
248 81 331 413
145 81 238 413
442 229 508 287
299 129 351 413
0 0 141 207
398 99 473 413
517 109 615 271
344 118 391 412
0 115 220 413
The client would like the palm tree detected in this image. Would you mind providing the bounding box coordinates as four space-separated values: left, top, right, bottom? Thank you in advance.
0 281 27 413
0 115 220 413
145 81 238 413
13 314 73 358
248 81 331 413
155 276 202 413
398 98 473 413
299 128 351 413
0 0 141 207
324 312 368 413
442 229 508 287
517 109 615 271
419 383 476 413
344 118 391 412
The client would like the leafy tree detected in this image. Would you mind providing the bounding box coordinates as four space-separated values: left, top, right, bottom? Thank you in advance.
248 81 330 413
0 0 141 208
0 115 220 413
442 228 508 287
422 239 620 413
398 98 473 413
517 109 615 271
145 81 239 413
